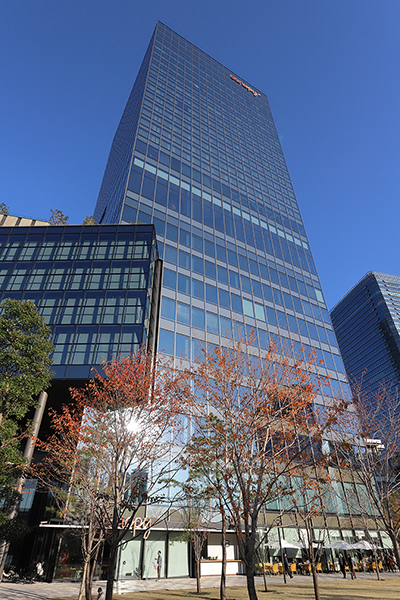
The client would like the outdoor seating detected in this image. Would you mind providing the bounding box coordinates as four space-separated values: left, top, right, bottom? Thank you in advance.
316 563 322 573
259 562 271 576
290 563 297 574
271 564 279 576
278 563 283 575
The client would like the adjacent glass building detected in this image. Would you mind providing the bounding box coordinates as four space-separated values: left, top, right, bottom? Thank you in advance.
331 271 400 400
0 223 161 381
0 223 162 574
94 21 348 405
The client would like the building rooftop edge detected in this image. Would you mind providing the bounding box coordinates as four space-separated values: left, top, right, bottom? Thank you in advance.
331 270 400 314
155 20 264 96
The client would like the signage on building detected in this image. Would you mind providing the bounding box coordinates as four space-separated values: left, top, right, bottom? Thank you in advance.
230 75 260 97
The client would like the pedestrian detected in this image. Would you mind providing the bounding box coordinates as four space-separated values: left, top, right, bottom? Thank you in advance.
36 560 44 582
282 553 293 578
338 552 346 579
387 553 396 572
156 550 162 580
97 587 105 600
347 554 355 579
305 558 311 575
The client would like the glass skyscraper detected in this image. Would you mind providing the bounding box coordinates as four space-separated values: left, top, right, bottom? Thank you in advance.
331 271 400 400
94 21 348 405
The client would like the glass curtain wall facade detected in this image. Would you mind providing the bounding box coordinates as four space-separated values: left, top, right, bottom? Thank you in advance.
331 271 400 400
94 21 349 405
0 223 161 381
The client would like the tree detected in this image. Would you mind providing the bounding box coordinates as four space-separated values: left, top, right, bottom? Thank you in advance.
172 339 334 600
176 481 211 594
36 351 184 600
0 203 9 216
82 215 97 225
35 398 104 600
333 383 400 569
49 209 69 225
290 474 334 600
0 299 54 567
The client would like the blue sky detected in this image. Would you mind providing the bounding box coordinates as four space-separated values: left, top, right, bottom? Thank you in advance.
1 1 399 310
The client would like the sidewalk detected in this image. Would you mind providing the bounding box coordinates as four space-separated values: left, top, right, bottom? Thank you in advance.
0 571 399 599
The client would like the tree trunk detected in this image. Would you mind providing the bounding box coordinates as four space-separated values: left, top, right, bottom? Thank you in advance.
78 559 89 600
389 531 400 571
196 556 201 593
372 547 380 581
262 565 268 593
245 563 258 600
310 562 320 600
220 510 226 600
86 540 102 600
105 548 117 600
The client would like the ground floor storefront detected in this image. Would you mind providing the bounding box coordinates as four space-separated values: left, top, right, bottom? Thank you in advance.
17 523 396 583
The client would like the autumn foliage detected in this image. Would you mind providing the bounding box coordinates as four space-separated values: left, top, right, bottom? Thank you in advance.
35 350 183 600
170 338 336 600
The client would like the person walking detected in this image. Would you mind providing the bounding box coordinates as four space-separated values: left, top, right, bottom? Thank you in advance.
97 587 105 600
283 553 293 579
36 561 44 582
338 553 346 579
387 553 396 572
347 554 355 579
156 550 162 580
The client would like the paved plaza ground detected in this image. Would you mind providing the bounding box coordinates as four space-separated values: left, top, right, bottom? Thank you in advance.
0 572 399 600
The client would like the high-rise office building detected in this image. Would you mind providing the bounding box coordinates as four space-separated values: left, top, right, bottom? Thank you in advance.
331 271 400 401
3 23 390 581
94 21 348 405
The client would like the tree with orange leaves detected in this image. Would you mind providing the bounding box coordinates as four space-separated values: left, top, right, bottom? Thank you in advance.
172 338 336 600
35 350 184 600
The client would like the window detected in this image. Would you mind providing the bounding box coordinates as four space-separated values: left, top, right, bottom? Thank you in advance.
176 302 190 325
161 297 175 320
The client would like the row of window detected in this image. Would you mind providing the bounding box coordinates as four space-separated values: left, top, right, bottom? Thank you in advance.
53 340 141 366
43 300 145 327
0 263 149 293
163 266 329 323
0 237 152 263
158 327 344 381
161 296 336 348
160 241 324 307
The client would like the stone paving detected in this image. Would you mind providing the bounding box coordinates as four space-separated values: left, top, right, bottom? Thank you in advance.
0 571 399 599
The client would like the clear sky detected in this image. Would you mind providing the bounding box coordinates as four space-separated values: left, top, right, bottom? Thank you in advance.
1 1 399 310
